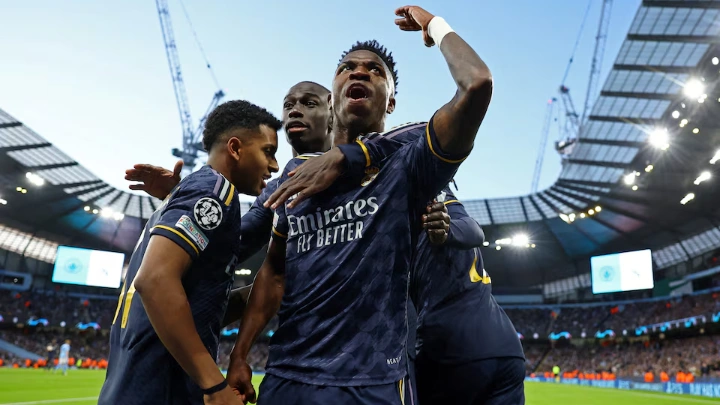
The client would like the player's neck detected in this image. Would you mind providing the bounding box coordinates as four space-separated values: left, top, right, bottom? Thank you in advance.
206 155 237 186
332 120 386 146
292 136 333 156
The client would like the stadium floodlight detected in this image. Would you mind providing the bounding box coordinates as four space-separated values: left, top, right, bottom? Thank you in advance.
681 193 695 205
531 244 536 248
512 234 529 247
680 119 688 128
580 213 586 218
482 241 489 246
713 57 719 66
595 206 602 212
495 246 501 251
101 209 113 218
588 209 595 215
623 173 636 185
683 78 705 99
693 128 700 134
648 128 669 150
496 238 512 245
559 213 570 223
710 150 720 164
694 171 711 185
632 185 638 191
113 212 125 221
235 269 252 275
671 110 680 119
25 172 44 186
84 206 90 212
0 198 6 205
645 165 654 172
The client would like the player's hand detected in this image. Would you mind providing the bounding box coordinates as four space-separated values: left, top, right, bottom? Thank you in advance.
394 6 437 47
125 160 182 200
265 147 345 210
423 201 450 245
203 385 243 405
226 359 256 404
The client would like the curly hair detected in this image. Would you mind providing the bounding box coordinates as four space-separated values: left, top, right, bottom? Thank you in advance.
339 40 399 95
202 100 282 151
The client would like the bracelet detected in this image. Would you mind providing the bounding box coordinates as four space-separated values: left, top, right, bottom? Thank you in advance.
201 379 228 396
427 17 455 47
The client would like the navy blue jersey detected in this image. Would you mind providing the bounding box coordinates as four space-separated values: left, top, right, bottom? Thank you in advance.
98 166 242 405
412 186 524 364
268 119 467 386
236 178 279 262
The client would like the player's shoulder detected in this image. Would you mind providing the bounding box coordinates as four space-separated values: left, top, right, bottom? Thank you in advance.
365 121 428 142
174 166 238 208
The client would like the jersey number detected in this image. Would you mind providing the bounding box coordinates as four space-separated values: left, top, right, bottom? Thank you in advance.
112 279 136 328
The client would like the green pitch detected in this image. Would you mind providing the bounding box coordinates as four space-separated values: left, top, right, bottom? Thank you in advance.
1 368 719 404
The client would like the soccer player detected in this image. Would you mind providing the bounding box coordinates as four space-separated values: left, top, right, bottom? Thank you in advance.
45 340 56 371
229 5 493 404
415 185 525 405
98 100 281 405
54 339 70 376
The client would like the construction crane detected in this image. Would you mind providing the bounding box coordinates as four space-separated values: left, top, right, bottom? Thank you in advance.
581 0 613 127
530 0 613 192
156 0 224 176
531 98 557 193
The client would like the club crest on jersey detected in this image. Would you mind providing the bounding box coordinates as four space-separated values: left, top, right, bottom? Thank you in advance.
436 190 447 202
361 166 380 187
194 197 222 230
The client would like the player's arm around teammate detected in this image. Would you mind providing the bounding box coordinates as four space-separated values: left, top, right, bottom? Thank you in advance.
424 197 484 249
265 4 493 209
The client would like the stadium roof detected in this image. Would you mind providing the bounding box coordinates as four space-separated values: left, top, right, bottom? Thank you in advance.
473 0 720 287
1 0 719 288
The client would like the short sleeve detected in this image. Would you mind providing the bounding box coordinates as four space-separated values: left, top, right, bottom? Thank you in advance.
403 117 470 206
151 181 235 260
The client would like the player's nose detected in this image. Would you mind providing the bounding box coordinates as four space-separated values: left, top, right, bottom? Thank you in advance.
349 69 371 81
288 109 303 118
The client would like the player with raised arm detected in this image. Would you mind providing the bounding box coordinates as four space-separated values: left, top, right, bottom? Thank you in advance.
98 100 281 405
229 5 493 404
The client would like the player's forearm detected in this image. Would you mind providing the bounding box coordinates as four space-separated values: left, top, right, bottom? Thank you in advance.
136 277 224 389
446 217 485 249
232 267 283 358
231 249 285 359
221 285 252 327
435 28 493 155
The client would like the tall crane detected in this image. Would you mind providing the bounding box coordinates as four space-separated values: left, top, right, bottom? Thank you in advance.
581 0 613 127
531 98 557 193
530 0 614 192
156 0 224 176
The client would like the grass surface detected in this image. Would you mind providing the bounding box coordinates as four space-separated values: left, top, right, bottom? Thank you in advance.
0 368 719 404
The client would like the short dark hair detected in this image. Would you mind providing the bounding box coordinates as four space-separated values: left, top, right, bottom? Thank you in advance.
202 100 282 151
294 81 331 95
339 40 399 95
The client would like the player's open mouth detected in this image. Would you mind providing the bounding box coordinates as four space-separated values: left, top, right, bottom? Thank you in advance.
346 83 369 101
285 121 308 134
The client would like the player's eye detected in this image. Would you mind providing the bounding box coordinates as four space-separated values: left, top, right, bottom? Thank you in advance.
371 67 381 74
337 65 350 74
283 102 293 110
304 100 317 107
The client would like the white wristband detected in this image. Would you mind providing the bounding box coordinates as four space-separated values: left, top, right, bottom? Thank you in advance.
427 17 454 47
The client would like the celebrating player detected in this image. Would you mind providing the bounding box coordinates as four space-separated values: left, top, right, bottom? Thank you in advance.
98 100 281 405
229 5 493 404
415 185 525 405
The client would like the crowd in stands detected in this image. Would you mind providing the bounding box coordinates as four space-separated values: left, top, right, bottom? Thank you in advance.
0 290 116 328
3 288 720 382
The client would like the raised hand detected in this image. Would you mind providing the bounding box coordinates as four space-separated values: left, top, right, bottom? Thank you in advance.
125 160 183 200
394 5 437 47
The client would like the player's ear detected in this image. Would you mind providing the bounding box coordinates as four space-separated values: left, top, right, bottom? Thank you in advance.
226 136 243 160
387 96 396 115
